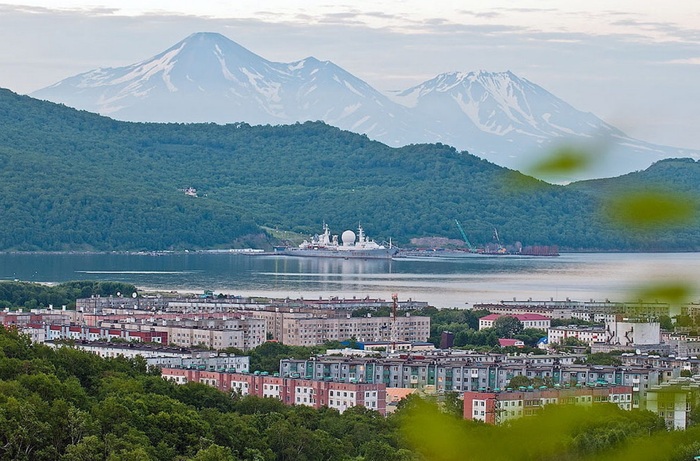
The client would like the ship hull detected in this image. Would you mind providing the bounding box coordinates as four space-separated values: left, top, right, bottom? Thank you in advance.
280 247 398 260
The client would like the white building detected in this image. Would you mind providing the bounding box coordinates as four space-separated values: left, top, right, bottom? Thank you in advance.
479 314 550 331
604 318 661 347
548 326 606 346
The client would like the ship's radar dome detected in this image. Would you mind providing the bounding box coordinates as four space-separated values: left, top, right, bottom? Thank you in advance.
341 230 356 246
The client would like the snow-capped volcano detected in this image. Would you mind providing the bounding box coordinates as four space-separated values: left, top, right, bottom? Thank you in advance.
394 70 622 139
32 32 420 141
389 70 698 178
31 33 698 180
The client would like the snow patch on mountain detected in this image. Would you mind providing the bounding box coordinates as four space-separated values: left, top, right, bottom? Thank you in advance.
30 32 700 180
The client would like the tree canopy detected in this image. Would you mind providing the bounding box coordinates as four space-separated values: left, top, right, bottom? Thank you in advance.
492 316 524 338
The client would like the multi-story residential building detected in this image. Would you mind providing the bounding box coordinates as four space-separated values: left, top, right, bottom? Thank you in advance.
474 303 572 320
645 378 700 430
98 316 267 351
167 295 427 313
476 299 676 323
76 296 430 347
570 311 616 324
45 341 249 373
161 368 386 415
76 295 168 312
548 326 606 346
463 385 634 424
478 314 551 331
280 353 666 406
663 334 700 358
14 317 267 351
23 323 168 344
247 310 430 346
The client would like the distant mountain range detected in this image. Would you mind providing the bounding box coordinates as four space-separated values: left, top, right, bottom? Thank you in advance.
31 32 698 180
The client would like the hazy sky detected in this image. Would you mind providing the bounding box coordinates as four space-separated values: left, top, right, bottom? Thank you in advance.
1 1 699 150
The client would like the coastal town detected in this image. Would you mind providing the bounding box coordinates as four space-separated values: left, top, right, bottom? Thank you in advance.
3 290 700 431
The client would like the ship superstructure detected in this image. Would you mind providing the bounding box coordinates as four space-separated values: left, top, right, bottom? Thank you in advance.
282 223 397 259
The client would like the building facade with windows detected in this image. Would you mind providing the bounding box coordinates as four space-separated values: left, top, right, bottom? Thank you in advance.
548 326 606 346
161 367 386 415
645 378 700 430
478 314 551 331
464 385 634 424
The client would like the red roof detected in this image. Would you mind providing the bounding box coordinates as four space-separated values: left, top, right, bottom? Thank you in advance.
498 338 525 347
513 314 550 321
481 314 502 321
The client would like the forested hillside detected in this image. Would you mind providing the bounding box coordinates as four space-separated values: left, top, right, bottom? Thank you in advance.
571 158 700 196
1 88 698 251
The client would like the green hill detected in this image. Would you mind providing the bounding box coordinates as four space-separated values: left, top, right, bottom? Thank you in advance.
0 88 697 251
571 158 700 196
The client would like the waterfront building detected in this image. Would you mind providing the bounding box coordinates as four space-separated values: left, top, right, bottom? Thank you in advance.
76 295 168 312
74 294 431 347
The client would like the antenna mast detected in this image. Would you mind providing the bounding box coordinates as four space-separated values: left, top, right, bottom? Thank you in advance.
391 293 398 353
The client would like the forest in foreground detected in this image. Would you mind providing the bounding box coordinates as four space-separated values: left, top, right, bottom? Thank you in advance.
2 323 700 460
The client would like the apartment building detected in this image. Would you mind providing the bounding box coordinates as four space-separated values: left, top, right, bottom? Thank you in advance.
478 314 551 331
45 341 249 373
547 326 606 346
161 368 386 415
280 354 666 406
645 378 700 430
248 310 430 346
98 317 267 351
464 385 634 424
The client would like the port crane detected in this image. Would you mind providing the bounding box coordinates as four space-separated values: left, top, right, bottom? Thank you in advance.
454 219 476 252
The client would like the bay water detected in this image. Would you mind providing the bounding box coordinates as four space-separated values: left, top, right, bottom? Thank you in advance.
0 252 698 309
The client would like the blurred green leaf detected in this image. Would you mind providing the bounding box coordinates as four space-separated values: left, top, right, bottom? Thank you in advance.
399 397 674 461
630 281 694 306
605 189 696 229
530 146 596 176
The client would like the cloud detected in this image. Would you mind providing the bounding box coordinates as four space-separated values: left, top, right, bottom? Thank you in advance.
664 57 700 65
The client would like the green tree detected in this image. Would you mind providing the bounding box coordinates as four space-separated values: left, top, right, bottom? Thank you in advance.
506 375 532 389
442 392 464 418
191 444 238 461
492 316 524 338
658 314 674 331
60 435 104 461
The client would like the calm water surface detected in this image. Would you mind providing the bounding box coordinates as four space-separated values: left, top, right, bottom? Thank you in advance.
0 252 698 308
